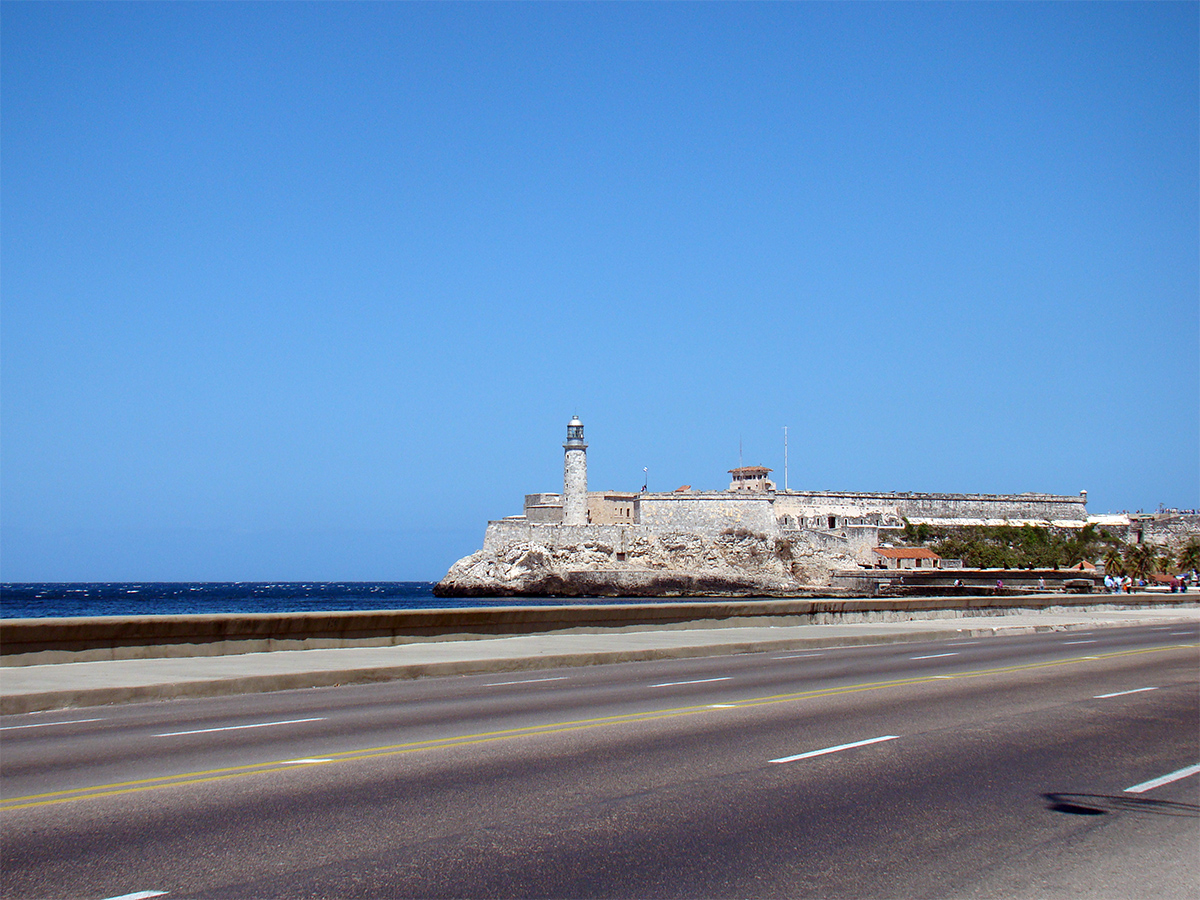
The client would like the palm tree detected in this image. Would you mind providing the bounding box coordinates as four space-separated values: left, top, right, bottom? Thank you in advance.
1124 543 1158 583
1178 541 1200 575
1103 547 1125 577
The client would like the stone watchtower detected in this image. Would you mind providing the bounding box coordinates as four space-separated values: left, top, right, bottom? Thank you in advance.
562 415 588 526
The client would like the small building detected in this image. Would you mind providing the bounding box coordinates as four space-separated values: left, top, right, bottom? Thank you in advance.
728 466 775 492
588 492 639 525
872 547 942 569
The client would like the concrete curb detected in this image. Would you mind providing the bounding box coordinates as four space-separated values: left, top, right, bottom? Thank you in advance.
0 619 1133 715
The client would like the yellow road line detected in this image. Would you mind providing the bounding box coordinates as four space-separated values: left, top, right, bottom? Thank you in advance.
3 643 1194 811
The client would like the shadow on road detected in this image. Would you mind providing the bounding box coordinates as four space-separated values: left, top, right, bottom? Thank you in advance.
1044 792 1199 818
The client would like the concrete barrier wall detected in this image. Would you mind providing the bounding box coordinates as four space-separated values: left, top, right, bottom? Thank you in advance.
3 595 1196 666
831 568 1107 592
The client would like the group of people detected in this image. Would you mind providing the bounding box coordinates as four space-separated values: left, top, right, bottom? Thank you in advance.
1103 574 1136 593
1166 573 1193 593
1103 572 1194 593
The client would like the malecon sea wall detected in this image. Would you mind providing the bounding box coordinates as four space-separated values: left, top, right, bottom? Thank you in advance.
9 596 1193 669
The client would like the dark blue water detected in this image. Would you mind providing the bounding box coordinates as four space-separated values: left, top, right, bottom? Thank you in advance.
0 582 600 619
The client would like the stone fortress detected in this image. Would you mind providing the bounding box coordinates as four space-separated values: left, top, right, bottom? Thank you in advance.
435 417 1099 597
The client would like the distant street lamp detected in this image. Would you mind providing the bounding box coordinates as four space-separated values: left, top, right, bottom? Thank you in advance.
642 467 648 493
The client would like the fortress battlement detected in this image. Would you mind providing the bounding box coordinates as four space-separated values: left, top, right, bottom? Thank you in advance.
436 417 1094 596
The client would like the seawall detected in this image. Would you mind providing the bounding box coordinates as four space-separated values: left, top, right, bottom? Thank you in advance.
3 595 1196 666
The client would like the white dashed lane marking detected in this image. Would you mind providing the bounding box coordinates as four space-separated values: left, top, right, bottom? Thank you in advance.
649 677 733 688
0 717 103 732
910 652 958 660
1094 687 1158 699
1125 763 1200 794
771 735 900 764
155 717 326 737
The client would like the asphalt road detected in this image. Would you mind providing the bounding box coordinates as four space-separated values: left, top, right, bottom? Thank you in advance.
2 623 1197 899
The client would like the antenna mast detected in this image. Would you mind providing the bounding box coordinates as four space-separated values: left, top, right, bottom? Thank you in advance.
784 425 788 492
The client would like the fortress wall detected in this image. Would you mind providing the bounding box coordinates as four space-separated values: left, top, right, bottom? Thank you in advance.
895 493 1086 524
777 491 1087 525
773 494 902 527
780 525 880 563
636 494 778 536
1102 513 1200 551
494 491 1092 557
524 493 563 525
483 520 640 555
842 525 883 559
1138 514 1200 550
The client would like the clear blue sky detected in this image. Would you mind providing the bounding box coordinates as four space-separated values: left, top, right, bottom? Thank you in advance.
2 2 1197 582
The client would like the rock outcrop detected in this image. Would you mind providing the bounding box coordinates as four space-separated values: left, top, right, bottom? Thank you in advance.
434 528 861 597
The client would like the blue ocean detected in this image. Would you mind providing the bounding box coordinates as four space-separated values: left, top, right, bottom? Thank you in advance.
0 582 593 619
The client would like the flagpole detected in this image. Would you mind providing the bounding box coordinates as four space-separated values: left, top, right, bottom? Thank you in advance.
784 426 788 492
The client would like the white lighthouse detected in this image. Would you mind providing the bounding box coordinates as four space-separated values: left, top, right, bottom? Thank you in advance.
562 415 588 526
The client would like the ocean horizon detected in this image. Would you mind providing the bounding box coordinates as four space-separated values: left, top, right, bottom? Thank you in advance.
0 581 610 619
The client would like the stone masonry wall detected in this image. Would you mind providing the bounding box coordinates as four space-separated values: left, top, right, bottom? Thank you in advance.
636 494 778 536
1138 514 1200 551
524 493 563 525
441 519 854 594
483 520 640 556
777 491 1087 525
1100 513 1200 552
521 489 1088 533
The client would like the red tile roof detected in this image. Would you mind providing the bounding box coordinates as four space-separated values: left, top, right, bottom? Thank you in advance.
873 547 941 559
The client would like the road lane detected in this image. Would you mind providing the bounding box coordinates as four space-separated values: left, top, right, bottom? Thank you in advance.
1 624 1194 798
1 624 1196 898
6 655 1196 898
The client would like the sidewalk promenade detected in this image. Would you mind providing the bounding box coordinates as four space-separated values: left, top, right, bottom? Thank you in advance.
3 605 1198 715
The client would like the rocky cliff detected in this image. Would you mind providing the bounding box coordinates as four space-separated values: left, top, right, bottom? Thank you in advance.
433 529 861 597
